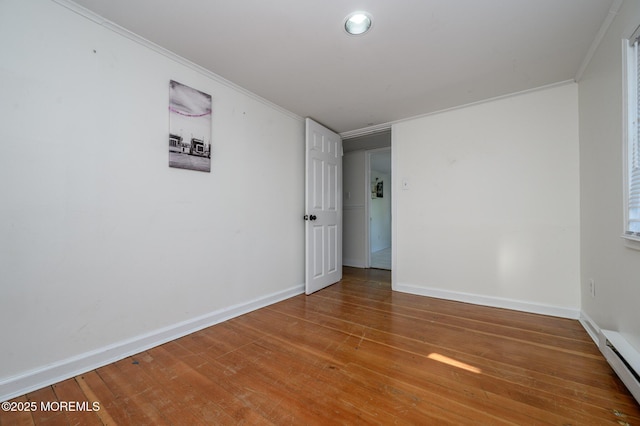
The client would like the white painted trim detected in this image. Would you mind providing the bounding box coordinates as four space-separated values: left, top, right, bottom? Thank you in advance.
340 80 575 138
0 284 304 403
342 123 393 140
364 151 372 268
574 0 624 82
394 282 580 319
622 235 640 251
343 258 366 268
50 0 302 123
578 311 601 345
600 329 640 404
601 330 640 376
579 313 640 404
390 131 398 288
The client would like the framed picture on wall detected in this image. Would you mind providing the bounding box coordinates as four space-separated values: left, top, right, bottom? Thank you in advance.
168 80 212 172
376 180 383 198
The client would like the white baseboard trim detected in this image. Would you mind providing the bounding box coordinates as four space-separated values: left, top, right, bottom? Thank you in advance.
393 282 580 319
578 311 601 345
0 284 304 402
578 312 640 404
599 329 640 404
343 259 366 268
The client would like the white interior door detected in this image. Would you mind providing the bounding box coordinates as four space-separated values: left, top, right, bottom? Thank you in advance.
305 118 342 294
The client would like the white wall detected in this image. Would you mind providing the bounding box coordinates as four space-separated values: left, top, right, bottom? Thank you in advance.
393 83 580 317
0 0 304 398
343 151 367 267
579 0 640 352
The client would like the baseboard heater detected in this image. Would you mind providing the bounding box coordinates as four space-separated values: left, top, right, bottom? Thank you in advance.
599 330 640 404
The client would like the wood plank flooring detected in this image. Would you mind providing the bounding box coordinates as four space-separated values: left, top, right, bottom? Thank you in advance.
1 267 639 425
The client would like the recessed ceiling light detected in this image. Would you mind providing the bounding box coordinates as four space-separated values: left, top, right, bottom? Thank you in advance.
344 11 372 36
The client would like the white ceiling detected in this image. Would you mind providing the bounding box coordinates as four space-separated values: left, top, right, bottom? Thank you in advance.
70 0 614 134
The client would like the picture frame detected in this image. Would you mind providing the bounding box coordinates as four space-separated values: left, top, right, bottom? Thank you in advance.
168 80 212 172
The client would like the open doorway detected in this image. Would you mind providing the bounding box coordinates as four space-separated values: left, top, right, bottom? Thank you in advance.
342 130 391 270
368 148 391 270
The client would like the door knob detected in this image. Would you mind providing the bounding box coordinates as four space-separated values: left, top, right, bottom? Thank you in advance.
310 215 317 221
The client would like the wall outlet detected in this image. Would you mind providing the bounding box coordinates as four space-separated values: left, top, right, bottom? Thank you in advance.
589 279 596 297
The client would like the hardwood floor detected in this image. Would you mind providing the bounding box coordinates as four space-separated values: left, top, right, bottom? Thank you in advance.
2 267 639 425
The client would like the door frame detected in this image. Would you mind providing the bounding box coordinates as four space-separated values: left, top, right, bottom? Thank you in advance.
365 147 392 269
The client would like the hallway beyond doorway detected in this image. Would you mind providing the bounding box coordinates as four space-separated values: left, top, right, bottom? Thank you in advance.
371 247 391 270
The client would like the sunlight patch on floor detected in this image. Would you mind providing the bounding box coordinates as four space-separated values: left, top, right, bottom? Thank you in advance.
428 353 482 374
